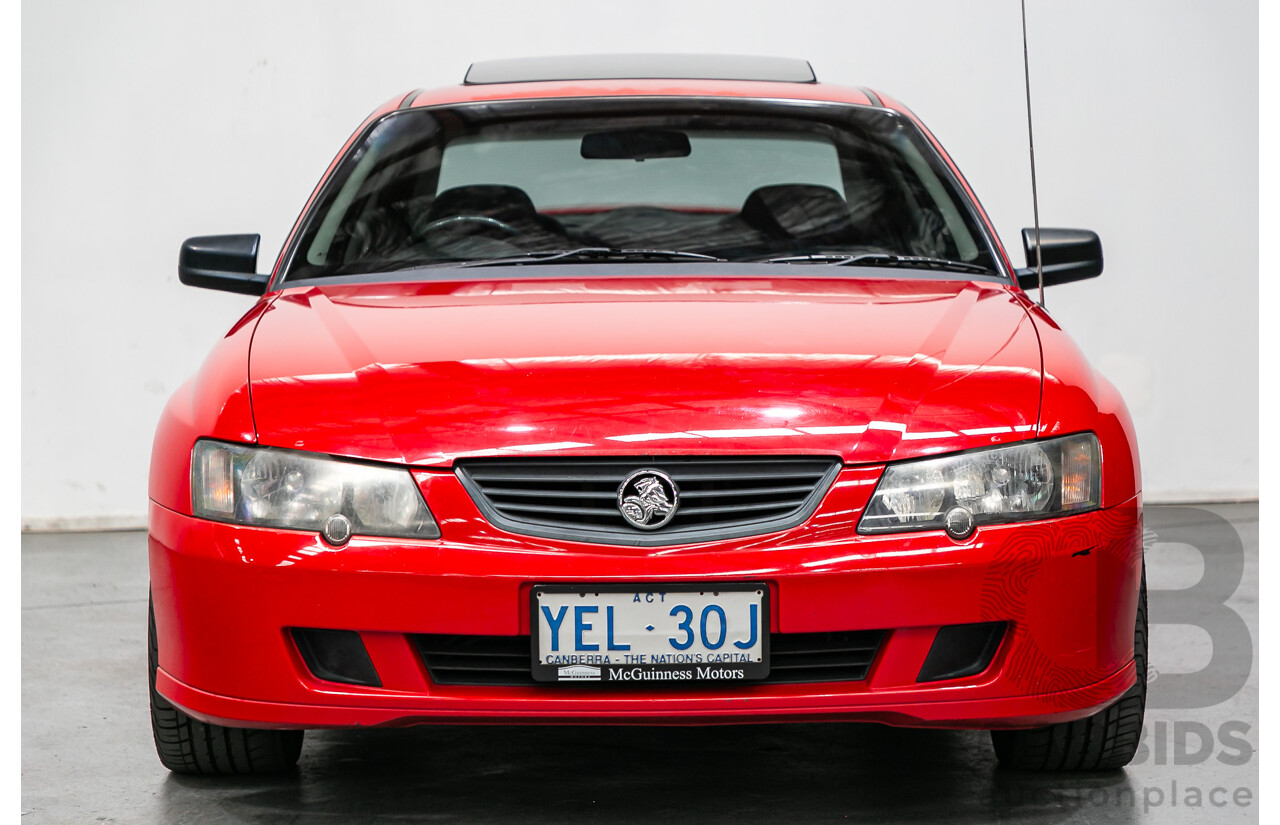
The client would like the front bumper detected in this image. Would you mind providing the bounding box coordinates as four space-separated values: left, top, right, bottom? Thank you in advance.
149 468 1143 730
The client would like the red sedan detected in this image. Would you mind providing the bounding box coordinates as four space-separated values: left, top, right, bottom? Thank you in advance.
149 55 1145 774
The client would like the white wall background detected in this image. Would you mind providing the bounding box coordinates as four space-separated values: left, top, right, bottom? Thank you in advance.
21 0 1258 528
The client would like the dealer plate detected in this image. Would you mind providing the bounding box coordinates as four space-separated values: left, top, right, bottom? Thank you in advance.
530 583 769 683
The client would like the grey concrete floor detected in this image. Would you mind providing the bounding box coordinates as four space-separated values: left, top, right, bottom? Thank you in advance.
22 504 1258 824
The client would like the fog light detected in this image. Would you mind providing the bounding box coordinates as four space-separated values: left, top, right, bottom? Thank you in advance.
322 513 352 546
943 506 975 540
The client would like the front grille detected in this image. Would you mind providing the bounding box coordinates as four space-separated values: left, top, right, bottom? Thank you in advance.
414 630 887 687
455 456 841 546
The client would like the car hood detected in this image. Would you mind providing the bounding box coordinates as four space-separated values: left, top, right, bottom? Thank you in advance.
248 273 1043 467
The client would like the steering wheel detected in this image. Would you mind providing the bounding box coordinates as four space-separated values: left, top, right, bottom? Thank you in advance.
420 215 523 237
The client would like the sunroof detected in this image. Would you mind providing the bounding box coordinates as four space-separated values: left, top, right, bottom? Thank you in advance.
463 54 817 85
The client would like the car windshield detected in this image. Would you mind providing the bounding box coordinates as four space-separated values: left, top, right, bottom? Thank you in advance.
283 99 1000 281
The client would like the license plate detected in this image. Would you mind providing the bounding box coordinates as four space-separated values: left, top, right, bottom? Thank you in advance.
530 583 769 683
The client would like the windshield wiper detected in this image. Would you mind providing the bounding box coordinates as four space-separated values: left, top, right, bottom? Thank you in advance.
457 247 724 267
760 252 995 276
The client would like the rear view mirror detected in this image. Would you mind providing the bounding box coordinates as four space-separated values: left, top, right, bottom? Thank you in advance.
1015 228 1103 290
178 234 270 295
581 130 691 160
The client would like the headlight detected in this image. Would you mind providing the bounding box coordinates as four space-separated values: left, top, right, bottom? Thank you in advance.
191 440 440 542
858 433 1100 538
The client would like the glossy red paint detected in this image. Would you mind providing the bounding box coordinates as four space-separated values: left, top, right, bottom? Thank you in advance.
151 76 1142 734
245 276 1045 469
149 297 274 513
149 485 1141 729
1013 296 1141 505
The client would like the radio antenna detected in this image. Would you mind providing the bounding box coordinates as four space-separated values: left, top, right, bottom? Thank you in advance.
1020 0 1045 307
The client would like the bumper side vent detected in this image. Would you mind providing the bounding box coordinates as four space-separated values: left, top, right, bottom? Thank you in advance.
414 630 887 687
917 621 1007 683
768 629 886 683
415 634 533 686
291 628 382 688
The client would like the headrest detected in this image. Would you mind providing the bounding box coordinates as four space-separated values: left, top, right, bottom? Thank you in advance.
740 184 853 239
426 185 540 222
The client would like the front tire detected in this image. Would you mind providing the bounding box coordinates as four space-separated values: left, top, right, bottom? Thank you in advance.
149 595 303 775
991 567 1147 771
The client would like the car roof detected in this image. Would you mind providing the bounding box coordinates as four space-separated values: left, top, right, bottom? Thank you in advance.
400 54 887 110
463 54 817 85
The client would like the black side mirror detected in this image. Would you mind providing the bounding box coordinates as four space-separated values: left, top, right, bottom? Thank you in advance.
1015 228 1103 290
178 234 270 295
